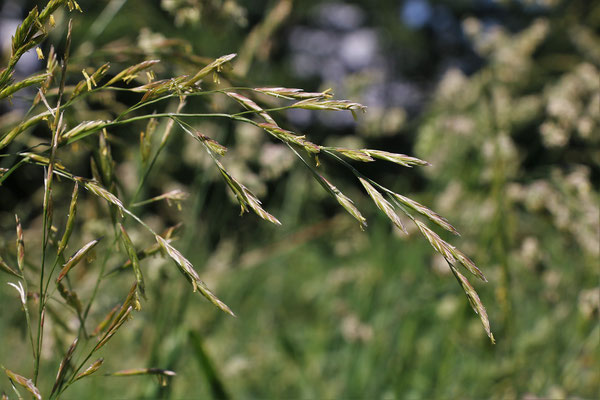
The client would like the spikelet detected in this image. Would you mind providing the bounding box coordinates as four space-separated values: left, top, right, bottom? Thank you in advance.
359 178 406 233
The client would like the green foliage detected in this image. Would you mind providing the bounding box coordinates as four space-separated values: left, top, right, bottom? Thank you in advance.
0 0 497 398
0 0 597 398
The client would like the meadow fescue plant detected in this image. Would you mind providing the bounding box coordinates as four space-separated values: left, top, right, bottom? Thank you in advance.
0 1 494 397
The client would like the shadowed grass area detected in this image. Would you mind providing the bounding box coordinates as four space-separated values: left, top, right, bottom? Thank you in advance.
5 214 591 399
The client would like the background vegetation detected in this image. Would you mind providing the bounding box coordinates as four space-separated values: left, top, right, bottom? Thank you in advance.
0 0 598 398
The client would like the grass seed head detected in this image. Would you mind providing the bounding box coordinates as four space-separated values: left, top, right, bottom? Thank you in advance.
0 72 50 99
74 358 104 382
156 235 235 316
450 264 495 343
3 368 41 400
106 60 160 86
359 178 406 233
259 123 320 154
226 92 276 124
50 337 78 396
393 193 459 235
197 133 228 156
56 239 100 284
254 87 333 100
61 120 107 141
119 224 145 298
57 182 79 258
322 176 367 229
15 215 25 272
363 149 430 167
185 53 236 87
56 281 83 314
414 219 456 262
332 148 375 162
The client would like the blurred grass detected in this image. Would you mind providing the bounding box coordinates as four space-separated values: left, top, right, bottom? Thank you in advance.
1 1 598 398
3 212 594 399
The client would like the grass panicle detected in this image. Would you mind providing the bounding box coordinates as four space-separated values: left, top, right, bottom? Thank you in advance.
0 3 496 397
73 358 104 382
119 224 146 298
56 239 101 284
3 368 42 400
50 338 78 396
359 178 407 233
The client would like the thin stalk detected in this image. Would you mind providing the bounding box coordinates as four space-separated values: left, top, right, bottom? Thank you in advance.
34 19 73 385
129 97 186 206
0 158 27 185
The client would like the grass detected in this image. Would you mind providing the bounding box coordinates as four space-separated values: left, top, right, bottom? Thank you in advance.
1 1 597 398
2 214 592 398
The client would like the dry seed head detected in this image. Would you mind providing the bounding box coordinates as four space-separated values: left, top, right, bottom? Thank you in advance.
211 158 279 224
15 214 24 272
95 306 133 351
359 178 406 233
51 338 78 396
140 130 151 163
155 236 202 283
98 129 114 185
292 98 367 112
197 133 227 156
450 247 487 282
258 123 320 154
57 281 83 313
155 235 235 316
185 53 236 87
363 149 430 167
106 60 160 86
119 224 145 297
57 182 78 257
322 176 367 229
332 148 375 162
61 120 107 141
392 193 459 235
109 368 176 387
81 179 126 217
20 152 66 170
75 358 104 381
214 161 249 215
226 92 276 124
414 219 456 262
108 368 176 377
450 264 495 343
243 189 281 225
3 368 41 400
56 239 100 283
91 304 120 337
254 87 333 100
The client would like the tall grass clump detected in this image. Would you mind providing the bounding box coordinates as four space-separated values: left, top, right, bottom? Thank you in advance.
1 1 494 397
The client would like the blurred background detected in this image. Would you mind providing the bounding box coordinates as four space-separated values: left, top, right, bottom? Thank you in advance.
0 0 598 398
